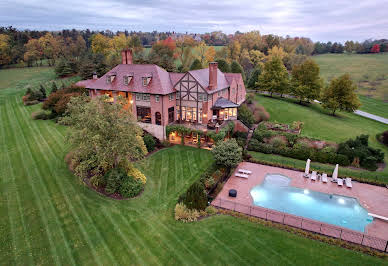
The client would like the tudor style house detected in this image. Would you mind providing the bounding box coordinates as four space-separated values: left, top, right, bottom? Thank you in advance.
76 49 246 139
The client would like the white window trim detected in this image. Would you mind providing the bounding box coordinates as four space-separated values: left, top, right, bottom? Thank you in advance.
155 95 160 102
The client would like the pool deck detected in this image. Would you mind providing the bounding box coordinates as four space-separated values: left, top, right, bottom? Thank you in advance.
213 162 388 240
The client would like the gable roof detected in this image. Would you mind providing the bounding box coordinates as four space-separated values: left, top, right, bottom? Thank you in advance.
188 68 230 93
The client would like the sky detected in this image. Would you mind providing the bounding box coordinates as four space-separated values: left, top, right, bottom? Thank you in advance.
1 0 387 42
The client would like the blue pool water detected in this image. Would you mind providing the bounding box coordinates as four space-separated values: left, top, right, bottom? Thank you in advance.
250 174 373 232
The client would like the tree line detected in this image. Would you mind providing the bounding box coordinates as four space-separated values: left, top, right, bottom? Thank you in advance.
313 39 388 54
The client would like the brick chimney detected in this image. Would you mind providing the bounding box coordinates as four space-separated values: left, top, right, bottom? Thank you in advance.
121 49 133 64
208 62 218 90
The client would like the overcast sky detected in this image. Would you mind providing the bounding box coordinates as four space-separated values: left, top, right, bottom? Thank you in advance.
1 0 387 42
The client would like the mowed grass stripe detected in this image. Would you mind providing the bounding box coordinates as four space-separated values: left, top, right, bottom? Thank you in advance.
19 106 127 265
16 99 113 265
12 96 78 265
16 101 89 265
5 97 59 265
0 104 34 265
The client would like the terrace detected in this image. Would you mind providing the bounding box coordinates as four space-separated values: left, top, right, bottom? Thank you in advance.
213 162 388 241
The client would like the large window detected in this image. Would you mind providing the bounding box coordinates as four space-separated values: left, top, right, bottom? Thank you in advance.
155 112 161 125
168 107 174 123
136 107 151 123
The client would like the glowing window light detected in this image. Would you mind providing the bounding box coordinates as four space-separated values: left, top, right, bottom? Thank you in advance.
304 189 309 194
338 198 345 204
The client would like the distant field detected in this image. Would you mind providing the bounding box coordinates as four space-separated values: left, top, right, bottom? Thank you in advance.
313 53 388 102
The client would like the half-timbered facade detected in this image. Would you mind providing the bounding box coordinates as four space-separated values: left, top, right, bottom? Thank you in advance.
76 49 246 138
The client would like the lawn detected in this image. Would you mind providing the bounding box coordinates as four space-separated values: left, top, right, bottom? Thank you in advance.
0 67 387 265
253 94 388 183
313 53 388 103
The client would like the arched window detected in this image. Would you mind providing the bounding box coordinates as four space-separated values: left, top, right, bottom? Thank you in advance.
155 112 161 125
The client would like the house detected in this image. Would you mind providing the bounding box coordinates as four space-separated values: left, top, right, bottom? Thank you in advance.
76 49 246 140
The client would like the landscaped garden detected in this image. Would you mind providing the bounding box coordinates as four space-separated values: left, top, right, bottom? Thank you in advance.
2 67 388 265
249 94 388 184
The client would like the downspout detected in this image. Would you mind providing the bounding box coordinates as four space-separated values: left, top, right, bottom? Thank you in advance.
162 94 165 140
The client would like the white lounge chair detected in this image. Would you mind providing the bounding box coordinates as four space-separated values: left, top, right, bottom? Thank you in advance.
345 178 352 188
310 171 317 181
238 169 252 175
337 178 343 186
321 173 328 183
235 173 249 179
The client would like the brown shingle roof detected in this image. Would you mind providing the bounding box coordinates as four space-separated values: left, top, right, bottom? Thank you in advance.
188 68 230 93
76 64 177 95
75 64 244 96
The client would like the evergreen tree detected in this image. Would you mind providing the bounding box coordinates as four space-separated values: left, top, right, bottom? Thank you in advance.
51 82 58 94
321 74 361 115
215 59 230 72
39 84 46 99
190 59 202 70
230 60 245 80
79 59 95 80
291 59 323 103
247 67 262 89
256 57 289 97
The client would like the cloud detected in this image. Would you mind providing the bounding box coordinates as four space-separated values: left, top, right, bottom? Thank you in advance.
0 0 387 42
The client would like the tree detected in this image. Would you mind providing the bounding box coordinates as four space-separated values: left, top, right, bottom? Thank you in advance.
91 33 113 56
321 74 361 115
247 67 262 89
0 34 12 66
61 96 147 180
230 61 245 80
39 84 47 99
50 82 58 94
204 46 216 63
237 104 255 127
291 59 323 103
190 59 202 70
24 38 42 66
149 38 176 71
215 59 230 72
226 40 241 61
211 139 242 168
195 41 207 65
371 44 380 53
256 56 289 96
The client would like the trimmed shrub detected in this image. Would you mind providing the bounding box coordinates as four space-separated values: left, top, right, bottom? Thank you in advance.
179 181 208 210
212 139 242 168
31 110 50 120
237 104 255 128
175 203 200 222
143 134 156 152
119 176 144 198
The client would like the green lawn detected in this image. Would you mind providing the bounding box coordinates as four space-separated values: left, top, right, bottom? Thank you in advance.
0 67 387 265
254 94 388 183
358 95 388 119
313 53 388 102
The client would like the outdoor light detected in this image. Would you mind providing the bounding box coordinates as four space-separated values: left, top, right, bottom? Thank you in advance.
338 198 345 204
130 100 133 104
304 189 309 194
203 114 207 117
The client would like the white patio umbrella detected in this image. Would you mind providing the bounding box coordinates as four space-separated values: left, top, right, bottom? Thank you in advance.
305 159 311 175
332 164 339 180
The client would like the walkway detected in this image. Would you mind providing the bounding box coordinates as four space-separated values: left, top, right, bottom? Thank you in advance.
354 110 388 125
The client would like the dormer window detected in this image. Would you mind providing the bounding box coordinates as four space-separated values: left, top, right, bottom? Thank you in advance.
106 73 117 84
124 73 134 85
142 74 152 86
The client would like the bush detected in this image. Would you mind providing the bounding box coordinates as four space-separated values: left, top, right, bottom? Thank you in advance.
381 130 388 146
269 136 287 148
205 206 218 215
179 181 208 210
174 203 200 222
119 175 144 198
31 110 50 120
127 166 147 184
143 134 156 152
237 104 255 128
23 100 39 106
104 168 127 194
212 139 242 168
248 138 261 151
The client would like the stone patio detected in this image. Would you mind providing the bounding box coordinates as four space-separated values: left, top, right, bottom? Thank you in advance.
214 162 388 240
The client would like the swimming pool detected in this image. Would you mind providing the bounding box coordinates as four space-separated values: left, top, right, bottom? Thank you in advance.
250 174 373 232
